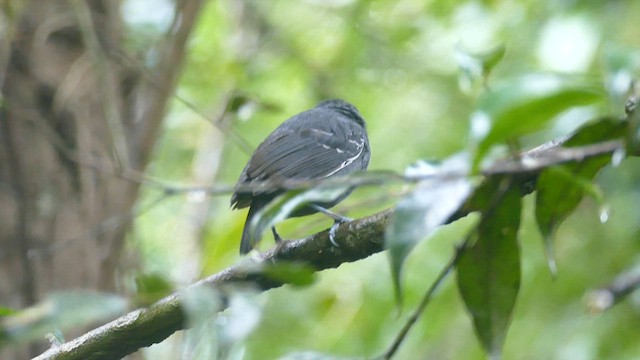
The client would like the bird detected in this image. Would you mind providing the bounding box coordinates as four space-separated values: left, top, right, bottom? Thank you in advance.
231 99 371 254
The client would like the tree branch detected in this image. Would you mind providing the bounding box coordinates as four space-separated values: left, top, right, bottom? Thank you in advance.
130 0 206 170
34 210 390 360
585 265 640 314
33 137 626 360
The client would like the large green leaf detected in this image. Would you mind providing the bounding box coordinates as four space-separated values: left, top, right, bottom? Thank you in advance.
386 154 473 304
457 176 521 358
535 164 605 274
535 117 627 273
473 76 605 168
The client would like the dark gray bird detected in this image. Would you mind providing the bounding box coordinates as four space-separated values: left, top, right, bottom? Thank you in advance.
231 99 371 254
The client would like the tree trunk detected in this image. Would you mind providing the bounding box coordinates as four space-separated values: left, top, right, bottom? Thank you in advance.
0 0 203 357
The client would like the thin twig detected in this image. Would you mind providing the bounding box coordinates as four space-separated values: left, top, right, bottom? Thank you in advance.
487 140 623 175
585 265 640 314
144 138 625 196
380 240 469 360
111 51 256 156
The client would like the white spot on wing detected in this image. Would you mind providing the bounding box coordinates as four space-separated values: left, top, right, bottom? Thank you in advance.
324 136 366 177
311 128 334 136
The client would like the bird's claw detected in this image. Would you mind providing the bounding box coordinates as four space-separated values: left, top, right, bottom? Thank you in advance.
328 217 352 248
329 223 340 247
333 214 353 224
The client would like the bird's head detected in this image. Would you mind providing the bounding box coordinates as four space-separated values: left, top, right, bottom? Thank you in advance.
316 99 366 128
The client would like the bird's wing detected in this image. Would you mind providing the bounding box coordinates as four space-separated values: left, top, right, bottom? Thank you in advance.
247 124 367 182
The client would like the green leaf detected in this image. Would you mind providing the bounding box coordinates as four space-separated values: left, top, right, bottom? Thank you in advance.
386 154 473 304
473 76 606 168
535 165 606 273
563 117 627 147
262 261 317 287
456 44 506 79
479 45 507 78
535 117 626 274
457 176 521 358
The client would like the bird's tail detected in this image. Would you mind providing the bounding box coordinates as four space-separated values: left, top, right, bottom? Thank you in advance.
239 205 259 254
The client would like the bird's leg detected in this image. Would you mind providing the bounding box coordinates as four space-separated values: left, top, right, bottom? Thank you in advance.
309 204 352 223
271 226 283 243
309 204 352 247
271 226 289 256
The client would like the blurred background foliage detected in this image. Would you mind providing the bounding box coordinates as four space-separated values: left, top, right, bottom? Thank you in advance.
122 0 640 359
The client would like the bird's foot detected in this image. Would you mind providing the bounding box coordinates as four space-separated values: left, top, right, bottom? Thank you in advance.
328 216 352 247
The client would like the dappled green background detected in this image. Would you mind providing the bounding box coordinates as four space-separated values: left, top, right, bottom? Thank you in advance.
127 0 640 359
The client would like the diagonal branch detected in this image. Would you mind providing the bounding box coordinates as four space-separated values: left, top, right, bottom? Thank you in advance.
34 210 390 360
130 0 206 170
